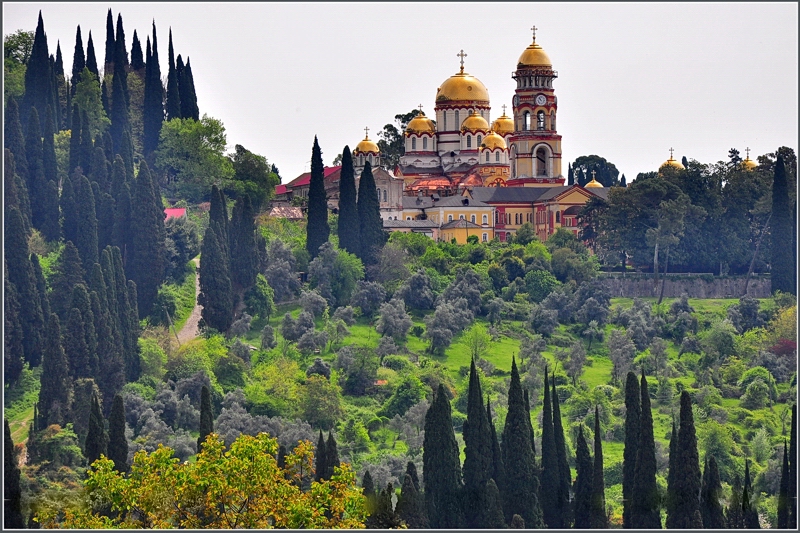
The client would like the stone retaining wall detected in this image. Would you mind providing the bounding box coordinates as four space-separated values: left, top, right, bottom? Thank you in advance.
598 277 772 299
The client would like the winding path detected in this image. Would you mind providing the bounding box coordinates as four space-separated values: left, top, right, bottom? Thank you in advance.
176 257 203 344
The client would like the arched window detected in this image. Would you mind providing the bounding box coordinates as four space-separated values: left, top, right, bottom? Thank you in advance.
466 135 472 148
448 214 453 222
455 110 460 128
486 152 490 162
495 152 500 162
537 111 545 130
459 214 465 220
556 211 561 223
470 214 476 223
376 187 380 199
477 134 482 146
423 137 427 150
550 112 556 131
523 112 531 131
536 147 548 176
482 214 488 224
482 233 488 242
411 137 416 150
406 216 411 220
383 189 387 202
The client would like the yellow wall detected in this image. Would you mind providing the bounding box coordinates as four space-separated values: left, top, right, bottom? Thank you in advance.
441 226 494 244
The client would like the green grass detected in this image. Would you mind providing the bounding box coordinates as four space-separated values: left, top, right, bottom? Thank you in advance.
4 366 41 444
171 259 199 332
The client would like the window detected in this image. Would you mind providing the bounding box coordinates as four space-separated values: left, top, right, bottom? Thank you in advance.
369 154 373 164
470 214 476 223
495 211 499 224
459 214 465 220
376 187 380 199
482 233 488 242
406 216 411 220
483 214 488 224
455 110 460 128
467 135 471 148
550 112 556 131
537 111 545 130
495 151 500 162
443 113 447 130
383 189 387 202
412 137 416 150
524 111 531 131
423 137 427 150
477 134 482 146
448 214 453 222
486 152 490 162
556 211 561 223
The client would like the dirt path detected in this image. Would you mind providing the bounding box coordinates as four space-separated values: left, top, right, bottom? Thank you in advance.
176 257 202 345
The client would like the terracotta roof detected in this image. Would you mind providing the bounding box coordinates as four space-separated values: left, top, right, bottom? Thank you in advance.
268 206 304 219
274 184 288 195
440 218 484 229
164 208 186 220
286 166 342 188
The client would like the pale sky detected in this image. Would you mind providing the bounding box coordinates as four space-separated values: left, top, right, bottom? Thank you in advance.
4 2 798 184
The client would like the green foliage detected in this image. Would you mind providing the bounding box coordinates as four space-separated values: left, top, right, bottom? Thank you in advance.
524 269 560 303
379 375 426 419
306 136 329 259
228 144 279 211
245 273 275 320
72 67 109 139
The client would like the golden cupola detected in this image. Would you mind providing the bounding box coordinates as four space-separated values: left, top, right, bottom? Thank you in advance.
354 133 379 154
517 34 552 68
461 110 490 132
659 148 685 172
741 148 757 171
435 53 490 105
406 112 436 135
584 177 603 188
491 111 514 136
481 130 507 150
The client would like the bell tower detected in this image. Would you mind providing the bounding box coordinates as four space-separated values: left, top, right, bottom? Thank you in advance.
509 26 563 185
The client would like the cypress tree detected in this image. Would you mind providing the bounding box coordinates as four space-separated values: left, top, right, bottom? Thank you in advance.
179 57 199 120
630 372 661 528
700 456 726 528
397 472 429 528
23 12 54 130
54 42 68 128
230 195 259 289
5 206 45 367
772 155 796 294
665 419 678 528
79 109 94 174
5 268 26 385
590 406 608 528
423 383 464 528
130 30 144 72
524 389 536 460
113 14 129 102
487 398 506 499
110 155 131 258
552 374 572 527
70 25 85 96
110 63 131 155
199 226 234 332
107 394 128 473
125 279 142 382
463 358 493 528
5 150 33 239
71 284 98 371
5 98 30 203
38 313 72 427
68 104 82 175
790 404 797 528
143 23 164 158
42 179 61 242
4 419 25 529
325 432 340 481
669 390 701 528
356 161 384 266
84 391 108 465
64 307 91 379
85 31 98 77
501 357 543 527
165 29 181 119
90 143 109 192
362 470 377 516
306 136 329 258
567 162 574 185
573 425 593 529
129 160 166 315
31 253 51 325
76 175 99 272
743 459 760 529
337 146 361 256
41 106 61 240
104 9 115 72
366 483 403 529
540 368 560 527
92 289 125 405
49 240 86 321
197 385 213 452
61 172 79 246
315 430 327 482
25 107 47 225
779 442 791 528
726 474 745 528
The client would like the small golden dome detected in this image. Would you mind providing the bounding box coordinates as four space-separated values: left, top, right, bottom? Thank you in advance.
584 178 603 188
491 113 514 135
659 157 684 171
406 112 436 135
436 71 490 105
354 134 379 154
481 131 507 150
741 157 758 171
461 110 489 132
517 38 552 68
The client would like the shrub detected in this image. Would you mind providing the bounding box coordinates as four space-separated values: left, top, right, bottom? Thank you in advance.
245 274 275 319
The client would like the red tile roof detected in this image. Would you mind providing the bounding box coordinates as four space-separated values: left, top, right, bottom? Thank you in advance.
286 166 342 188
164 208 186 220
274 184 288 195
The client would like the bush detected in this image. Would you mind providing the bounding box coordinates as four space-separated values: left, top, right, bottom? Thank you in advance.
382 355 411 372
740 378 769 410
244 274 275 320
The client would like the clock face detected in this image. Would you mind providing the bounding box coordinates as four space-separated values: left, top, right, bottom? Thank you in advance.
512 95 520 107
536 94 547 106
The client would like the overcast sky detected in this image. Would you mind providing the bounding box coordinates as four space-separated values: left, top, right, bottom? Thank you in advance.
4 2 798 183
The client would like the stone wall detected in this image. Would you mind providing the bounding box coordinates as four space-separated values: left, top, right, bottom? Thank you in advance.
598 276 772 299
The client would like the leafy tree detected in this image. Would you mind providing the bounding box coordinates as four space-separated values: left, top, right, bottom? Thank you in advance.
85 391 108 465
39 433 367 528
630 372 660 528
107 393 128 473
337 146 361 257
771 155 796 294
350 280 386 318
229 144 279 211
356 161 384 265
73 67 109 140
308 242 364 308
164 215 201 281
4 31 34 105
524 269 560 303
199 226 233 332
573 425 593 529
265 239 300 302
306 136 329 259
245 274 275 320
301 375 343 431
571 154 620 187
197 385 213 452
376 298 412 342
590 406 608 528
397 269 435 310
700 456 726 528
423 384 464 528
529 303 558 337
376 108 421 170
424 298 473 354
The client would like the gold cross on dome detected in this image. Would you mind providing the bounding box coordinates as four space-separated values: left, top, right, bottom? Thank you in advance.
531 25 538 41
502 104 507 115
457 49 467 72
591 169 597 180
418 104 424 114
669 147 674 159
745 147 751 159
364 126 369 138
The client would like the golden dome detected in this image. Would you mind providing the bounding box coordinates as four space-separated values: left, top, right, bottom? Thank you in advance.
659 157 684 171
741 157 758 171
461 110 489 131
517 38 552 68
491 113 514 135
436 70 490 105
354 134 379 154
481 131 507 150
584 177 603 188
406 112 436 135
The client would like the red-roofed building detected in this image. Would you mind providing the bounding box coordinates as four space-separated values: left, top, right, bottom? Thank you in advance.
164 207 187 221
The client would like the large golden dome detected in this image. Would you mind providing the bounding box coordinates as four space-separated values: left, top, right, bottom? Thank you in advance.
354 134 379 154
659 157 684 171
584 177 603 188
518 38 552 68
481 131 507 150
436 70 490 105
741 157 758 171
491 113 514 135
461 110 489 131
406 112 436 135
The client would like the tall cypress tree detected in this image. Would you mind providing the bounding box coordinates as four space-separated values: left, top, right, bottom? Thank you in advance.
110 62 131 156
199 226 233 332
30 253 51 326
5 98 30 202
230 195 259 289
630 372 661 529
49 240 86 321
700 456 726 528
70 24 85 96
54 42 68 128
79 109 94 174
25 107 47 226
552 374 572 527
4 419 25 529
423 383 464 528
76 175 99 272
325 432 340 481
463 358 493 528
665 419 678 528
129 160 166 315
622 371 641 529
743 459 760 529
23 12 54 130
113 14 129 103
92 288 125 405
107 394 128 472
179 57 199 120
356 161 384 266
573 425 593 529
130 30 144 72
396 472 429 529
84 391 108 465
64 307 91 379
5 267 26 385
197 385 213 452
38 313 72 427
540 368 560 527
501 357 543 527
68 104 82 175
306 136 329 258
85 31 99 77
779 441 790 528
362 470 377 516
337 146 360 256
726 474 745 528
61 173 80 248
315 430 327 482
669 390 701 528
125 279 142 382
103 9 115 73
590 406 608 528
41 106 61 240
165 29 181 120
143 23 164 158
487 398 506 500
772 155 796 294
71 284 97 371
